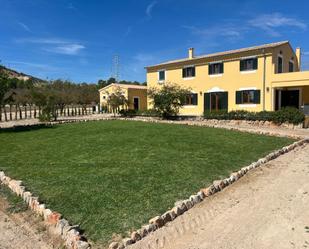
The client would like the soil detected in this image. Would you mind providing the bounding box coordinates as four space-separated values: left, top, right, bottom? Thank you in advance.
0 196 62 249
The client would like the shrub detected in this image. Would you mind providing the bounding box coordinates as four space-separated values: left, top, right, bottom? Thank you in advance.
272 107 305 125
119 109 137 117
148 83 191 119
203 107 305 125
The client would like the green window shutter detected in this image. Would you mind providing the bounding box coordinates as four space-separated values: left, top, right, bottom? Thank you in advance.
204 93 210 111
192 67 196 77
182 68 186 78
254 90 261 104
236 91 242 104
192 94 198 105
253 58 258 70
208 65 212 75
240 60 244 71
221 92 228 110
220 63 224 74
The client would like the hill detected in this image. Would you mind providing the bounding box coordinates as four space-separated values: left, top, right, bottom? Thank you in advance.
0 65 44 83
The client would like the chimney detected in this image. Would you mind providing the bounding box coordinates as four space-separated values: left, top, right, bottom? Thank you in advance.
296 47 301 70
188 47 194 59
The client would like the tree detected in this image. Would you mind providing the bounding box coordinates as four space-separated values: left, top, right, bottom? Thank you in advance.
148 83 191 118
107 87 128 116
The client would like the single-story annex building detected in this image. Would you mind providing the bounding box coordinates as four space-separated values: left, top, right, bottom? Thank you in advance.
145 41 309 116
99 83 147 112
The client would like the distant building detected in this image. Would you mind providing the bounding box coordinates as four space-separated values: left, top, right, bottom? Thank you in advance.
98 83 147 112
146 41 309 115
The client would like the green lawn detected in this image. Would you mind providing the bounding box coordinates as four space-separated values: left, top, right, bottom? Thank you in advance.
0 120 294 246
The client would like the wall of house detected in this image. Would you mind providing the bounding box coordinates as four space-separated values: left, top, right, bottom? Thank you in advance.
128 88 147 111
99 85 128 110
147 49 276 115
147 43 303 115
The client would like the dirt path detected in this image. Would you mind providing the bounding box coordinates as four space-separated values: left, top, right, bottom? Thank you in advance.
128 144 309 249
0 197 57 249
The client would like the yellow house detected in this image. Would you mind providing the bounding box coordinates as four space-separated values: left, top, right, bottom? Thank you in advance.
99 83 147 112
146 41 309 116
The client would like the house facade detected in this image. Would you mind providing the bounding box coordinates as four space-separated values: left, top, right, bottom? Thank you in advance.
146 41 309 116
99 83 147 112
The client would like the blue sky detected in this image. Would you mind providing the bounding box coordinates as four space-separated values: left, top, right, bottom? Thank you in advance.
1 0 309 83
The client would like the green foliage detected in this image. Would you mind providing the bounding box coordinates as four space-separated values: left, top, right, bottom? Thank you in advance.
272 107 305 125
0 120 294 244
148 83 191 118
107 87 128 115
119 109 160 117
204 107 305 125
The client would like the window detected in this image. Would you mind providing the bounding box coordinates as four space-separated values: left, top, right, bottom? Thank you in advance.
240 58 258 71
278 56 283 73
103 96 106 99
209 62 224 75
236 90 260 104
158 70 165 81
185 93 198 105
182 66 195 78
289 61 294 72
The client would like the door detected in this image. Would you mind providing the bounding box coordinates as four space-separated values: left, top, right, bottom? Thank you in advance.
204 92 228 112
276 89 300 110
133 97 139 111
281 90 299 109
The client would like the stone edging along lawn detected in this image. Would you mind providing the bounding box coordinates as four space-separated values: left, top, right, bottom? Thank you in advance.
0 172 90 249
0 118 308 249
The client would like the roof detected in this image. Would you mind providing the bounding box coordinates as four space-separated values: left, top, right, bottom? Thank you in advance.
98 83 147 92
146 41 290 69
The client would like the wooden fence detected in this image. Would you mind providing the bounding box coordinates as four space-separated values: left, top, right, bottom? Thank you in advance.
0 105 95 122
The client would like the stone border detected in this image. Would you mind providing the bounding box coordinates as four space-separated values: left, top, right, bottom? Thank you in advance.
0 117 306 141
0 173 90 249
108 138 309 249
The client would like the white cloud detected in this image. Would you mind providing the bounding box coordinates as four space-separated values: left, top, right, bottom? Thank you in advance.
146 1 157 18
303 51 309 56
248 13 307 37
183 25 242 40
15 37 85 55
7 61 58 71
17 22 31 32
44 44 85 55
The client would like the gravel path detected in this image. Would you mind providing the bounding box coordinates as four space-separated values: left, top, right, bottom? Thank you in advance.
128 144 309 249
0 198 56 249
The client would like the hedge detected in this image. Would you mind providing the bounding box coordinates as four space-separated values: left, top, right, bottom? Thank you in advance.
204 107 305 125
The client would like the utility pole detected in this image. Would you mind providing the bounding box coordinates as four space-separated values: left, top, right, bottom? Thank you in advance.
111 54 120 82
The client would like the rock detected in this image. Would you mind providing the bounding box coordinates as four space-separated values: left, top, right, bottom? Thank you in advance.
196 191 205 200
122 238 133 246
43 208 52 221
76 240 90 249
131 231 142 242
184 199 193 210
172 205 182 216
149 216 164 227
200 187 213 197
47 211 61 225
189 195 201 204
168 209 177 220
139 227 148 238
213 180 225 191
161 211 172 223
109 242 119 249
56 219 70 236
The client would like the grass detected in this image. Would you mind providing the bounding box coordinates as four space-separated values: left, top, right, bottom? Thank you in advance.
0 120 294 245
0 184 28 213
